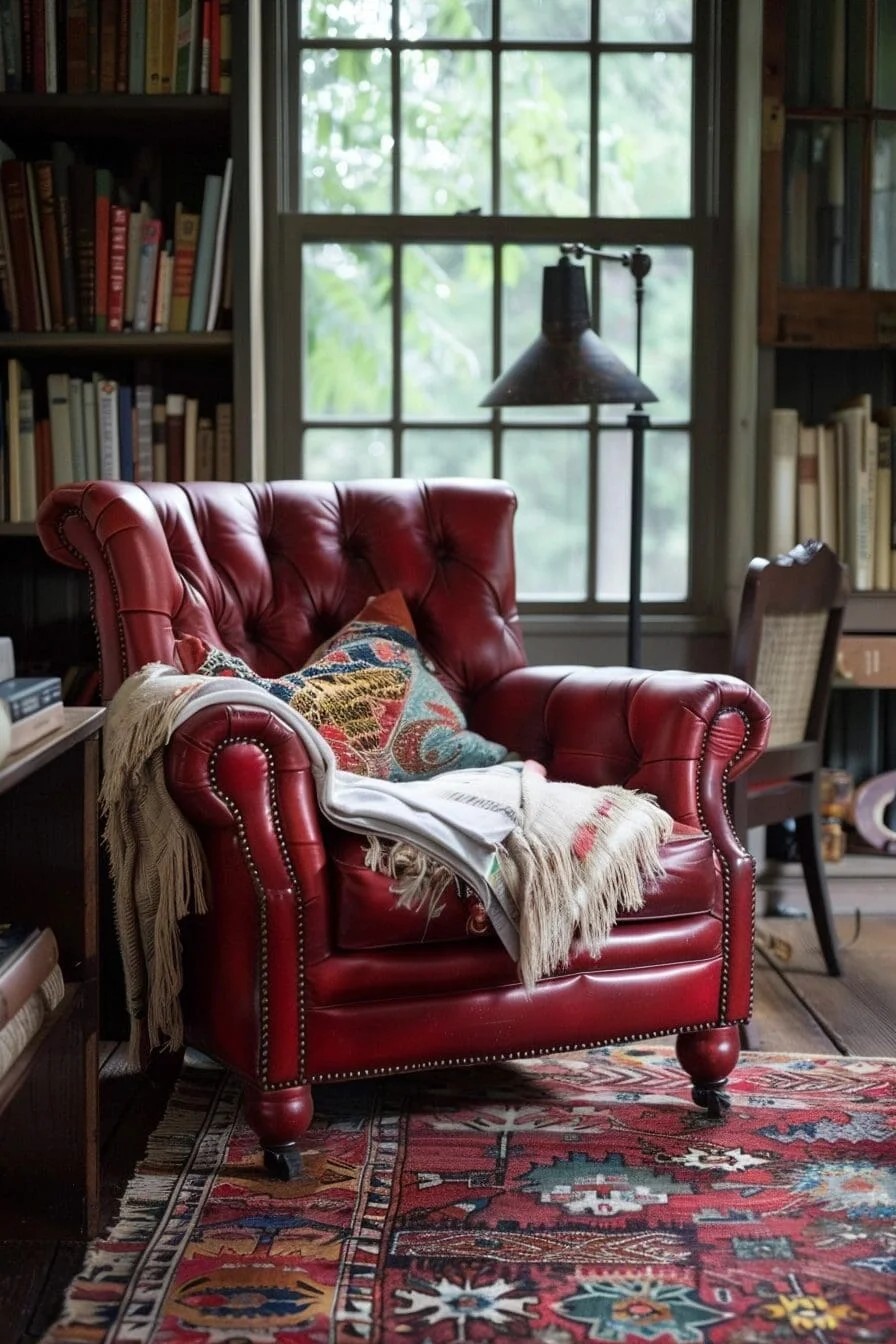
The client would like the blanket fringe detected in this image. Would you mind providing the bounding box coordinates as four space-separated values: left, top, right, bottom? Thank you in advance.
364 835 455 918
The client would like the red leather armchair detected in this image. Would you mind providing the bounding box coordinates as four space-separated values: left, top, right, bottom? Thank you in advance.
38 478 770 1176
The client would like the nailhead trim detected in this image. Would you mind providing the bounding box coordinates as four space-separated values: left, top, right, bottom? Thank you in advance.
263 1018 749 1088
208 735 307 1089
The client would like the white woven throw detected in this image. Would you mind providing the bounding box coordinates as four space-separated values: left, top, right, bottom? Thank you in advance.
101 664 673 1057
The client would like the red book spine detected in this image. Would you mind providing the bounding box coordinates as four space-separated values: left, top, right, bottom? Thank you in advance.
0 162 42 332
94 192 111 332
107 204 129 333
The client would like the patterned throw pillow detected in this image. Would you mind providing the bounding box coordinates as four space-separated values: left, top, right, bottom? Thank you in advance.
174 590 509 781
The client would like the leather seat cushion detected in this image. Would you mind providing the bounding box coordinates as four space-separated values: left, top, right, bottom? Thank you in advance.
331 821 720 951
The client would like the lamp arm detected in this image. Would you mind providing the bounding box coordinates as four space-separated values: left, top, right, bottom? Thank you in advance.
560 242 651 390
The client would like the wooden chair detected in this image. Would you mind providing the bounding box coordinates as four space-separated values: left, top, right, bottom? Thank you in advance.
730 540 850 976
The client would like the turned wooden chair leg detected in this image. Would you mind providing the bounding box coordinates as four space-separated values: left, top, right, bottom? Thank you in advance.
795 809 842 976
243 1084 314 1179
676 1025 740 1119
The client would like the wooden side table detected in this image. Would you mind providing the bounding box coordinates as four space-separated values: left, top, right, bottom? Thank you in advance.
0 706 104 1240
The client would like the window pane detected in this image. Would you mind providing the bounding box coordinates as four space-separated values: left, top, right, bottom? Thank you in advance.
402 429 491 476
598 246 692 423
402 245 492 419
304 428 393 479
599 0 692 43
301 48 392 212
401 50 491 213
501 51 589 216
400 0 490 39
502 0 588 41
505 429 589 599
598 53 692 217
303 243 392 417
301 0 391 38
499 244 589 423
597 428 689 601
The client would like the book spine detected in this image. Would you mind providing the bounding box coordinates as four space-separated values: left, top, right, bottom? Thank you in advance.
115 0 128 90
153 241 173 331
86 0 99 91
107 202 129 333
69 375 87 480
0 162 42 332
17 379 37 519
117 384 134 482
188 173 222 331
34 161 64 332
768 408 799 556
35 416 53 504
165 392 186 480
31 0 46 92
66 0 90 92
214 400 232 480
7 701 65 753
134 384 154 480
875 423 892 591
133 216 162 333
195 414 214 479
158 0 176 93
50 142 78 331
199 0 210 93
151 399 167 480
145 0 162 92
0 0 21 90
6 356 22 520
93 167 112 333
123 204 146 328
24 161 51 330
174 0 195 92
169 205 198 332
0 180 20 330
81 376 99 478
796 422 819 542
204 154 231 330
69 163 96 331
128 0 146 91
0 677 63 718
47 370 73 484
208 0 219 93
97 379 120 478
98 0 117 91
45 0 58 92
183 394 198 479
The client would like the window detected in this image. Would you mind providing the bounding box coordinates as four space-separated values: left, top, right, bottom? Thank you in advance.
270 0 730 612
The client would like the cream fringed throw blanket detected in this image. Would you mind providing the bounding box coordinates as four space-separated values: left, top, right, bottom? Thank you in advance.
102 664 674 1058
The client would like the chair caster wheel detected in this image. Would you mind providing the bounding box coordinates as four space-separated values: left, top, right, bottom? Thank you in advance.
691 1085 731 1120
263 1144 303 1180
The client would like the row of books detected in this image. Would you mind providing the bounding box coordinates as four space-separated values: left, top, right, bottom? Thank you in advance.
1 359 234 521
0 921 65 1085
768 395 896 592
0 0 232 95
0 671 63 756
0 145 232 335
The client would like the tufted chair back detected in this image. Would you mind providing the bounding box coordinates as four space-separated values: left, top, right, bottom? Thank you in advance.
38 477 529 704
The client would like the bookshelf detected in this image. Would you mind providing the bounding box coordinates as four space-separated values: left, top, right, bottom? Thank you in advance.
757 0 896 790
0 2 256 685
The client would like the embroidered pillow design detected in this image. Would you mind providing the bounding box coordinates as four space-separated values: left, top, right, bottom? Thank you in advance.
175 591 509 781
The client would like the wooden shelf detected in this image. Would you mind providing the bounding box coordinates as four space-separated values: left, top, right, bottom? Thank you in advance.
0 332 233 355
0 92 230 141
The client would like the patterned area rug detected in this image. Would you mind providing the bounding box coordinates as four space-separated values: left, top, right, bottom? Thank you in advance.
44 1046 896 1343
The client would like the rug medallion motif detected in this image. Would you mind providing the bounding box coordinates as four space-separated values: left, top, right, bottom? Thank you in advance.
43 1047 896 1343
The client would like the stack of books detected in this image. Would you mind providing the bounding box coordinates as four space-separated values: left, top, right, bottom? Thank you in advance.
0 923 65 1084
0 675 64 759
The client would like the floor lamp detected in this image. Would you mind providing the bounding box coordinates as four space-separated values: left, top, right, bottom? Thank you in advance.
480 244 657 668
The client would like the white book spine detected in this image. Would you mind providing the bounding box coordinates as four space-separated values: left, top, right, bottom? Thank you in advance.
205 156 232 331
796 422 820 541
817 425 838 552
82 378 99 479
135 384 154 481
768 408 799 555
47 371 73 485
97 380 121 480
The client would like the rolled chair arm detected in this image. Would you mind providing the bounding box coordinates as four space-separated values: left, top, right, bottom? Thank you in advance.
470 665 770 826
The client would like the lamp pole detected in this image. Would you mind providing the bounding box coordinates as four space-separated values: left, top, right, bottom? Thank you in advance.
562 244 652 668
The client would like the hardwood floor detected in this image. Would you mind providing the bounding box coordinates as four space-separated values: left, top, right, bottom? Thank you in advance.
3 870 895 1343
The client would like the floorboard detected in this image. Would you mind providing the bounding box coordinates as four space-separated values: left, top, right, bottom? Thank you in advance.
3 873 895 1343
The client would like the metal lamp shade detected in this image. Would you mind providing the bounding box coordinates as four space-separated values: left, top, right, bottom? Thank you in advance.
480 259 657 408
